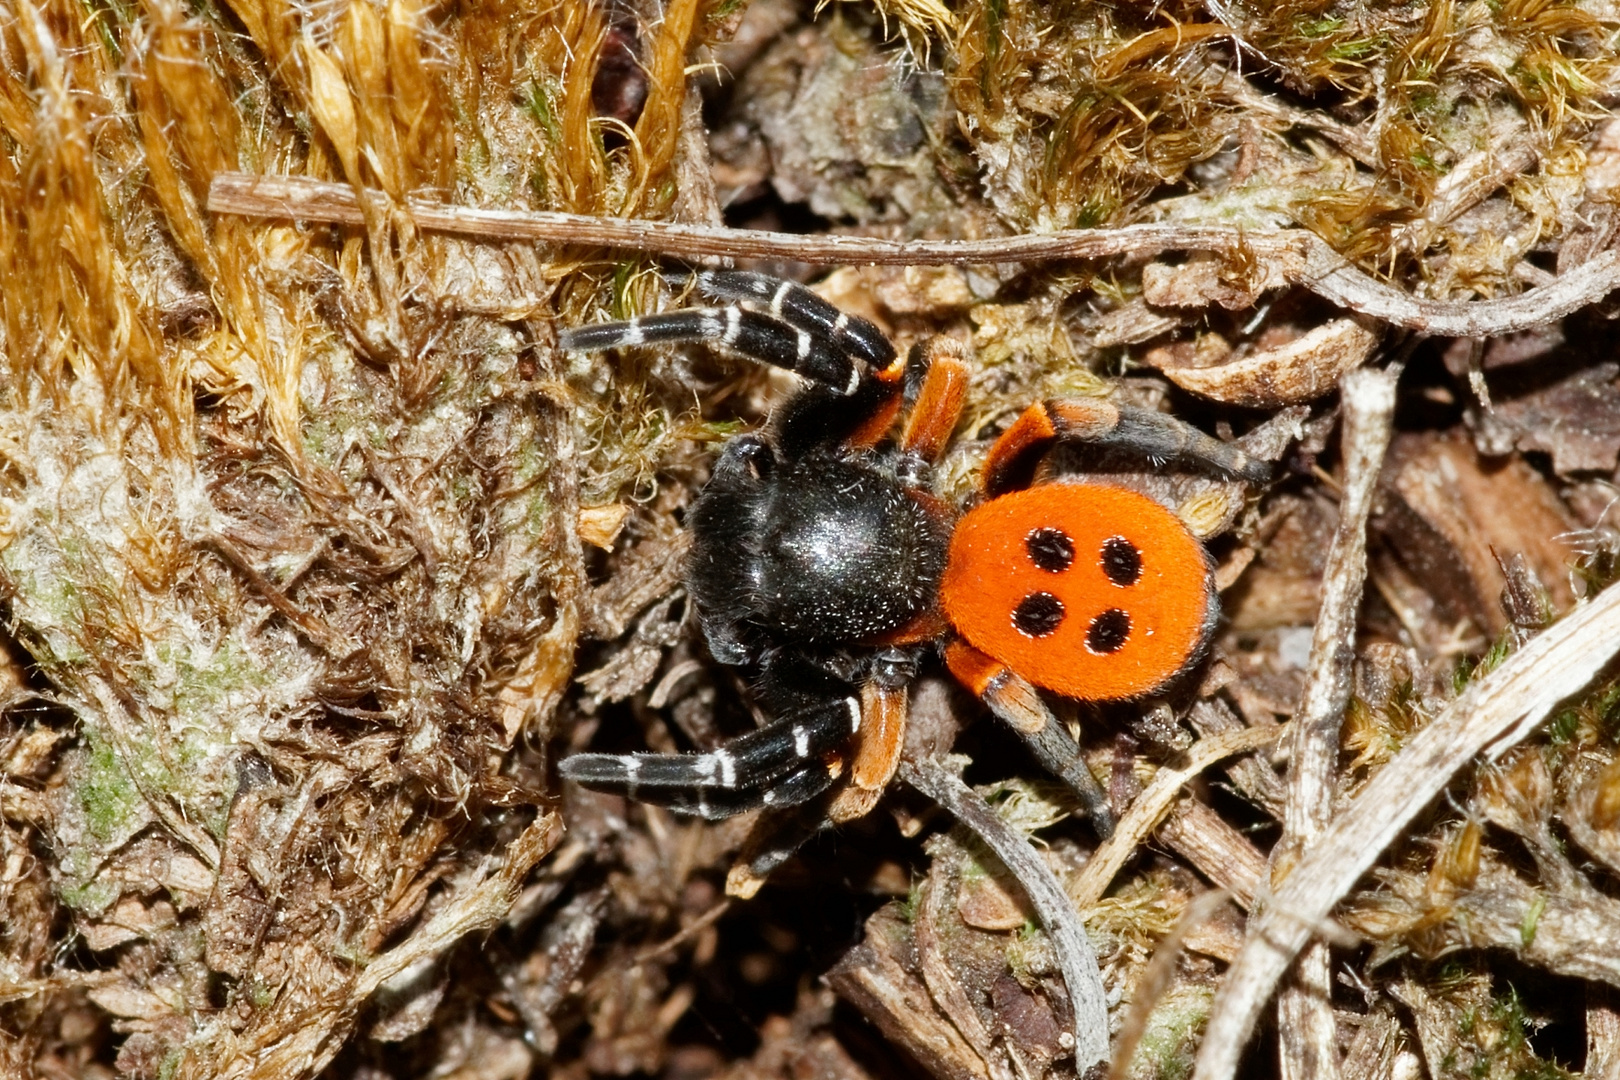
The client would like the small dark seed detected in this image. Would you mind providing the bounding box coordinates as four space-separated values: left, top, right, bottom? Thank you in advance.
1100 536 1143 587
1013 592 1066 637
1026 527 1075 572
1086 608 1131 654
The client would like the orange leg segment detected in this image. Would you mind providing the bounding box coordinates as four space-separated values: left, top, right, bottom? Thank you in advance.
845 354 909 449
828 682 908 824
899 338 971 465
944 639 1116 837
980 399 1118 497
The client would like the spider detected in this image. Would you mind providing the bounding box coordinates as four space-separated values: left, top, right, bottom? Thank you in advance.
558 270 1270 892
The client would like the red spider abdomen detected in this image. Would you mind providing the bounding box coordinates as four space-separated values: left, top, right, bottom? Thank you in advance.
940 485 1216 701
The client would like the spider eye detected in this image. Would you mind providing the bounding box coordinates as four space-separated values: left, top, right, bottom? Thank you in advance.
1012 592 1065 637
1025 527 1075 572
1100 536 1143 586
1086 608 1131 654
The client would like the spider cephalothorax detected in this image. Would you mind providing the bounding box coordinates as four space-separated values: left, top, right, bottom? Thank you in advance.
558 271 1270 891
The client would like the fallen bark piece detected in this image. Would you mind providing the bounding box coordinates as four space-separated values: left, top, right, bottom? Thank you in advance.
825 904 999 1080
1376 434 1579 635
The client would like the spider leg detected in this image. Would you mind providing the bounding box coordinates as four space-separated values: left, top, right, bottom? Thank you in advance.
689 270 896 369
561 655 862 820
726 648 921 895
827 656 913 823
560 306 867 394
678 760 841 822
896 337 971 471
726 797 835 898
980 398 1272 498
771 357 908 457
686 434 773 666
945 639 1116 837
723 690 905 898
558 691 858 820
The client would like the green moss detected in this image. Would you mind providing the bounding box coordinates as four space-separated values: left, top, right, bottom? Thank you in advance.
1492 986 1533 1052
522 80 563 144
1295 13 1344 37
1003 921 1045 982
1325 35 1385 61
81 0 130 62
526 491 551 537
707 0 747 19
59 876 119 914
512 439 547 487
1518 893 1545 947
300 404 360 466
78 732 144 844
165 638 272 716
700 419 746 442
1454 628 1516 694
1130 985 1214 1080
1073 200 1111 229
981 0 1003 66
610 262 645 320
3 538 89 650
895 880 922 923
1546 706 1582 745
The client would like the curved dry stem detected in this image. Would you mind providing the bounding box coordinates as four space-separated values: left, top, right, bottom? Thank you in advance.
899 757 1111 1072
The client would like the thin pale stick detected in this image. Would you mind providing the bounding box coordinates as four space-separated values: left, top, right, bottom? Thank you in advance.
1275 364 1400 1080
208 172 1620 336
1069 726 1281 908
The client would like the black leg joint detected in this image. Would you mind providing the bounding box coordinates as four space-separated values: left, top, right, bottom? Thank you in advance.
894 450 931 490
868 647 919 690
902 341 932 410
709 433 775 483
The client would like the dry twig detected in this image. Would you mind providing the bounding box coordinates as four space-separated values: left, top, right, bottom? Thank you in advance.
899 758 1110 1071
208 173 1620 336
1274 365 1401 1080
1069 726 1280 908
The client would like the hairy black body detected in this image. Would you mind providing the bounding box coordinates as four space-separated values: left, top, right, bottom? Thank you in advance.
689 441 949 664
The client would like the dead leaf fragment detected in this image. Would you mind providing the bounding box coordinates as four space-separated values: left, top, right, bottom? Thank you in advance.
1485 362 1620 477
956 868 1030 931
1153 318 1380 407
88 981 174 1021
1141 252 1290 310
303 37 360 183
578 504 630 550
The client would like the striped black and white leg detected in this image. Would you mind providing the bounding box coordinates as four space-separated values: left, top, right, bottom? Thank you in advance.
558 692 862 821
685 760 839 821
727 799 837 898
690 270 896 370
559 305 867 395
